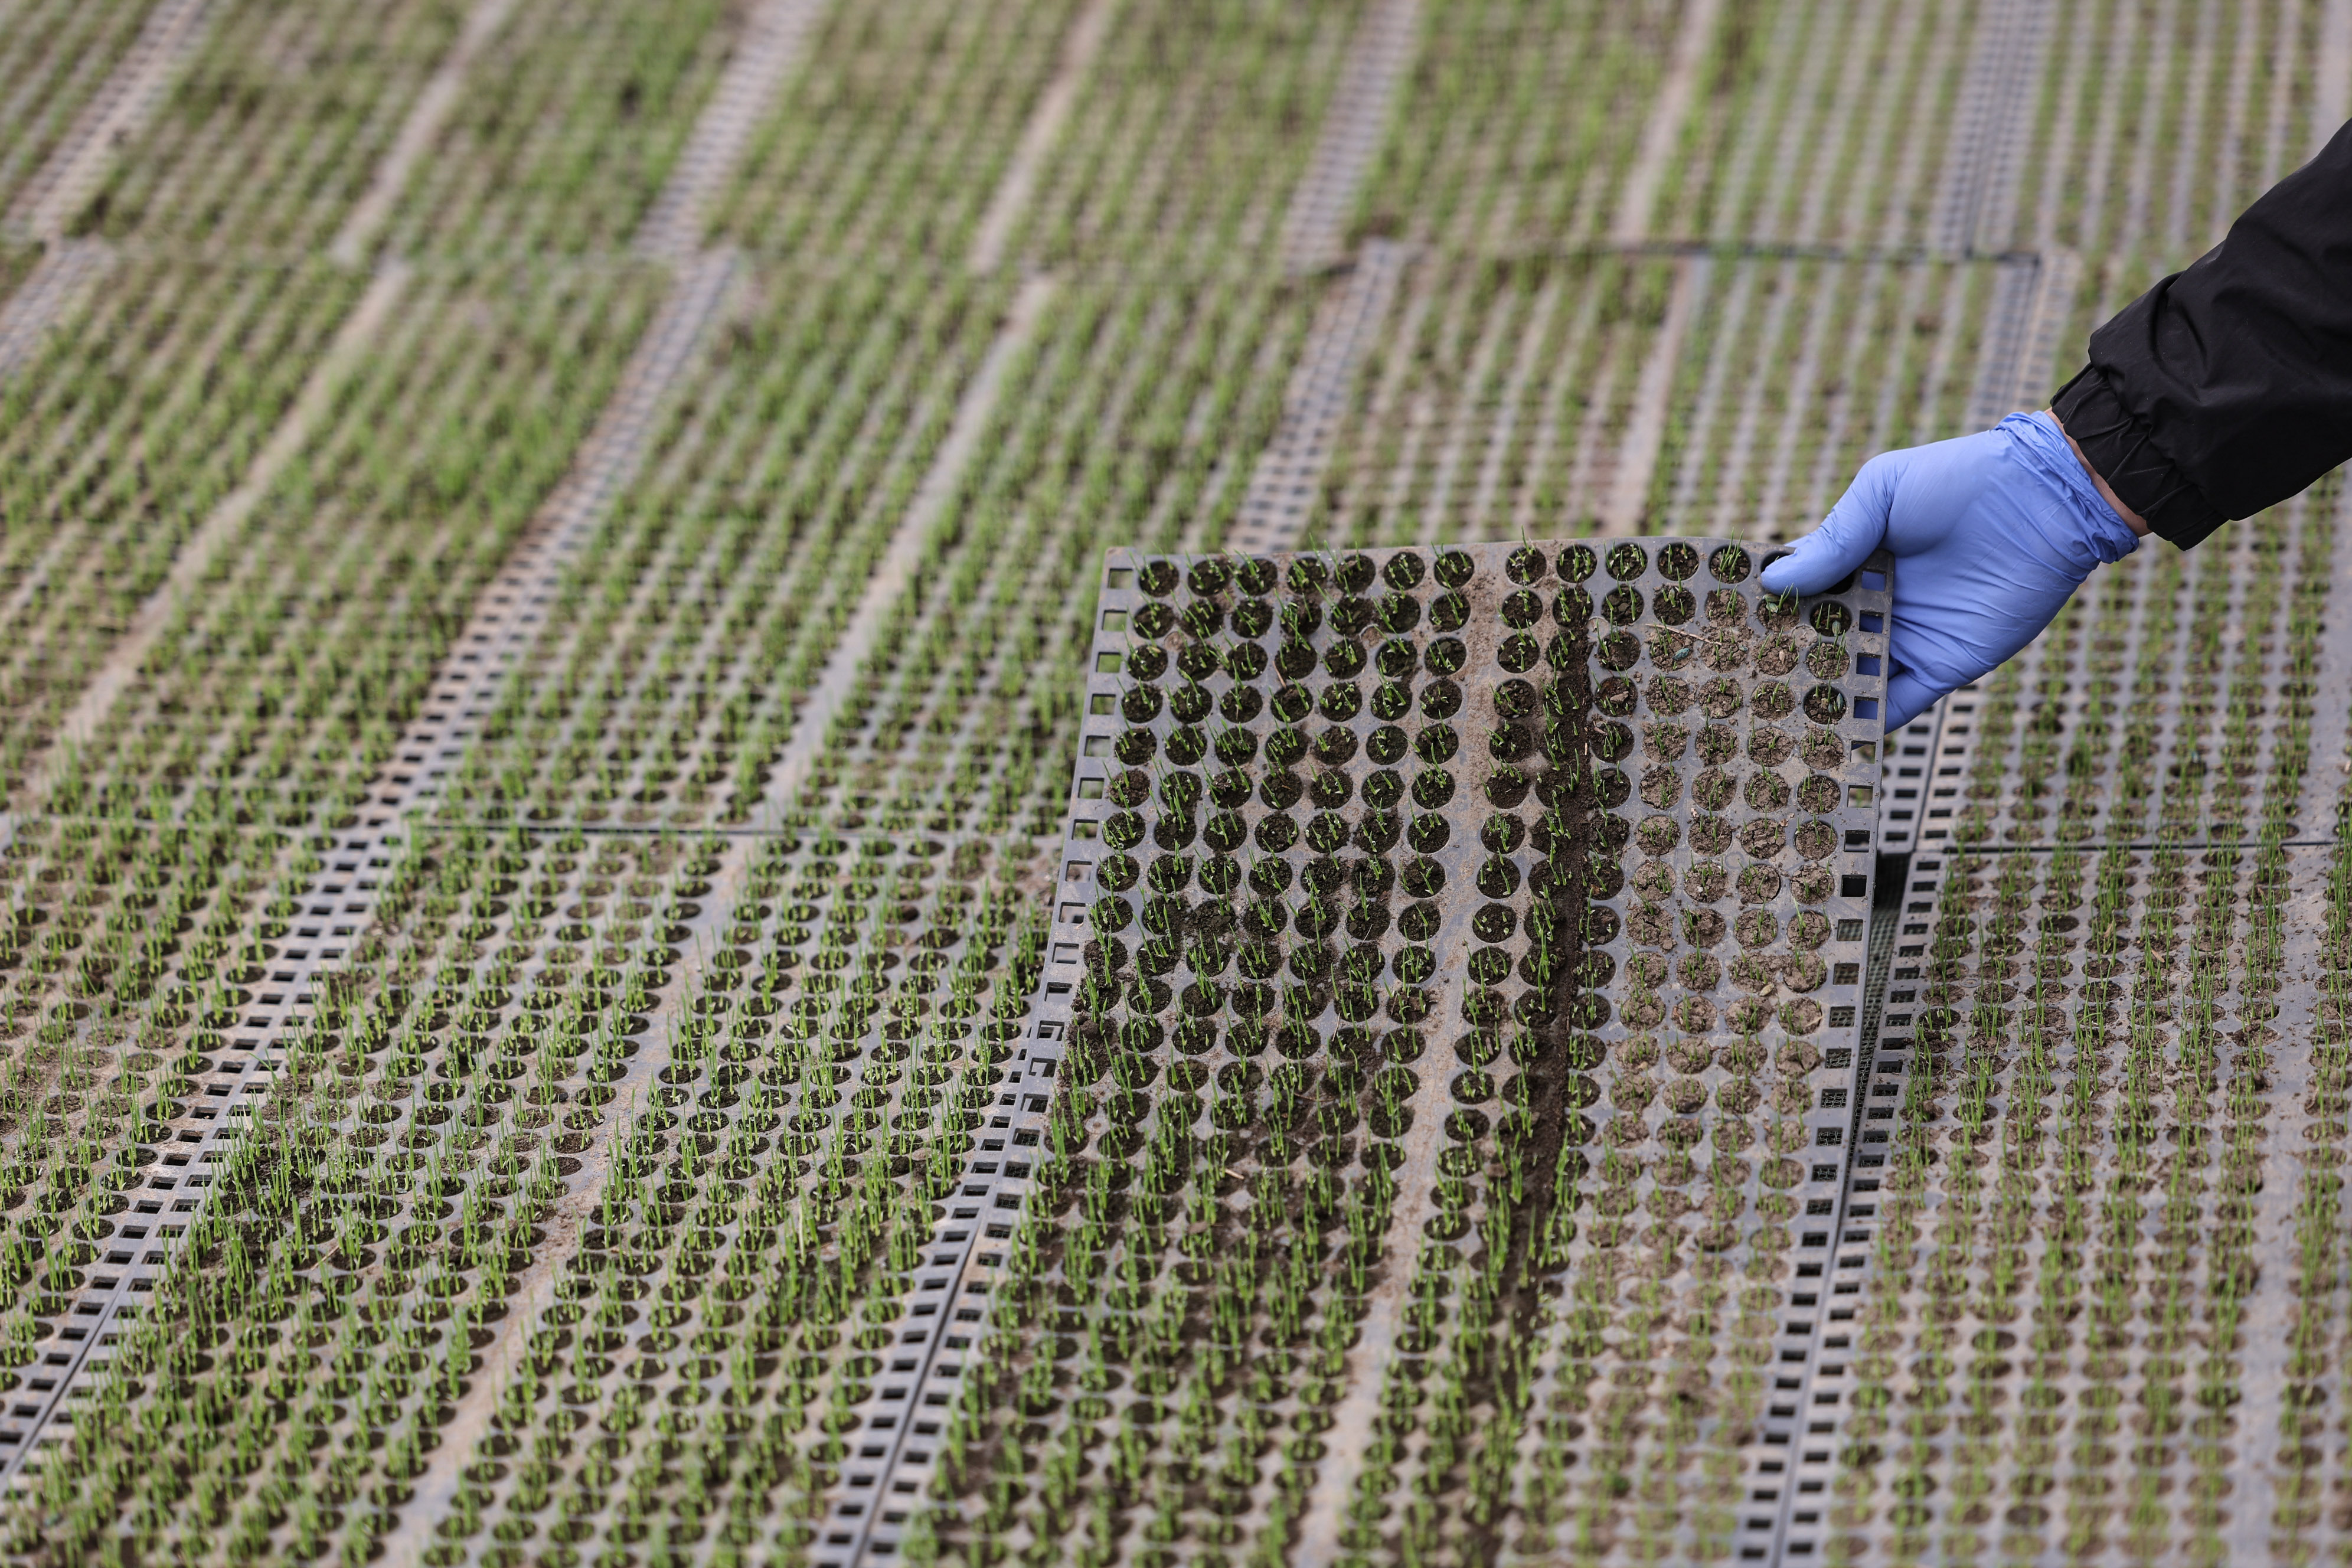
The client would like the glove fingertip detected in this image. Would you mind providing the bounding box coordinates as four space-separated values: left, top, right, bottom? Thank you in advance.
1758 539 1838 596
1763 467 1897 595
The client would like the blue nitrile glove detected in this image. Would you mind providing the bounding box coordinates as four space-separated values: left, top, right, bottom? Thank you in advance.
1759 411 2142 730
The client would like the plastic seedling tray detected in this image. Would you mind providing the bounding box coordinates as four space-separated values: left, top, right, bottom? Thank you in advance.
1811 835 2297 1562
1795 488 2334 1558
1948 505 2325 854
412 831 1041 1566
930 538 1891 1564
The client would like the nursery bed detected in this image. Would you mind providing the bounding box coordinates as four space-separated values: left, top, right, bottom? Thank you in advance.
6 1 2352 1563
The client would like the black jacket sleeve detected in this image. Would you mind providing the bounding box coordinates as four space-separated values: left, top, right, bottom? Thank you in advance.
2052 117 2352 548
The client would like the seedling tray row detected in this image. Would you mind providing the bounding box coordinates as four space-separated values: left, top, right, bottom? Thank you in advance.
4 0 210 244
375 0 749 263
1299 252 2013 551
438 265 1009 833
1807 831 2303 1563
38 266 659 838
1344 0 1671 256
775 272 1313 837
0 258 367 811
0 813 310 1373
328 831 1047 1568
0 0 174 229
14 822 721 1555
1961 492 2329 852
958 0 1378 278
709 0 1093 270
59 0 465 256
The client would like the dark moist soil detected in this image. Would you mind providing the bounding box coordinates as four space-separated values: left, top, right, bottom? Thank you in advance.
950 548 1471 1535
960 549 1615 1554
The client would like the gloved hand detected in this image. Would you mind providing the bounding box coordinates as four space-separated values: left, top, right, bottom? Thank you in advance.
1759 411 2144 730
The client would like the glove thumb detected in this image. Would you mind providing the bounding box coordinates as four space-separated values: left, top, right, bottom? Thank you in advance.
1759 452 1898 596
1882 671 1942 733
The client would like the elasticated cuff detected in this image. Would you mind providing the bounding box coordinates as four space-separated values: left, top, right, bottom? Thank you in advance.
2050 364 2230 548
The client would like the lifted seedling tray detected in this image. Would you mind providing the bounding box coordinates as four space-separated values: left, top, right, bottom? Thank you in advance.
936 538 1892 1564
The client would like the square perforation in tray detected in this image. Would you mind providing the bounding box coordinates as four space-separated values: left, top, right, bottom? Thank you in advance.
1876 688 1981 855
937 539 1892 1564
